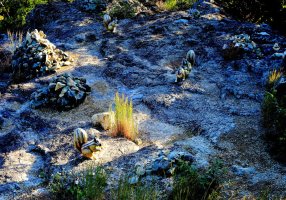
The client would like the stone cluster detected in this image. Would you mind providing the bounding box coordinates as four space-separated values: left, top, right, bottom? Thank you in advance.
75 0 107 12
129 151 194 184
222 34 262 59
11 29 72 82
31 73 91 110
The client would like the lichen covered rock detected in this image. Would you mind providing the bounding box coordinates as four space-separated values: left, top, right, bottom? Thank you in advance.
31 73 91 110
75 0 107 12
11 29 72 82
222 34 262 59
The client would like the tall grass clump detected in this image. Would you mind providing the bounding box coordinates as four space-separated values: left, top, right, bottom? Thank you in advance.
109 92 138 141
112 178 158 200
267 69 282 90
7 30 23 53
170 160 225 200
157 0 197 11
50 166 107 200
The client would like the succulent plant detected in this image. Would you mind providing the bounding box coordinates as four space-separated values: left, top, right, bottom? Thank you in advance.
31 73 91 110
11 29 72 82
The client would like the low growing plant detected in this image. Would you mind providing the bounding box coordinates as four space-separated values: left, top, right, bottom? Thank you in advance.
170 159 225 200
112 178 158 200
262 69 286 163
110 92 138 141
157 0 197 11
107 0 136 19
50 166 107 200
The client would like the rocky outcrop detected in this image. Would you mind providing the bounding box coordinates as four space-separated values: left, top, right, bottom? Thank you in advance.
11 29 72 82
31 73 91 110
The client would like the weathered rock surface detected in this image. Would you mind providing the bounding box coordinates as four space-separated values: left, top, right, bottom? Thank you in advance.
1 0 286 199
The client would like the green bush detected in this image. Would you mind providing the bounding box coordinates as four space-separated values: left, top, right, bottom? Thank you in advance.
50 166 107 200
111 178 158 200
0 0 48 31
107 0 136 19
158 0 198 11
170 160 225 200
215 0 286 32
262 71 286 162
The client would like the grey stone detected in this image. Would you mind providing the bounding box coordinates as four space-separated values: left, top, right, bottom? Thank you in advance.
232 165 256 176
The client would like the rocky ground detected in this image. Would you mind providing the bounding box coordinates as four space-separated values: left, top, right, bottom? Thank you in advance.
1 0 286 199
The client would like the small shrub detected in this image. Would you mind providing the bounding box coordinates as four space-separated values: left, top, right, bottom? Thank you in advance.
50 166 107 200
0 0 48 31
107 0 136 19
112 178 158 200
157 0 197 11
110 92 138 141
262 69 286 163
170 159 225 200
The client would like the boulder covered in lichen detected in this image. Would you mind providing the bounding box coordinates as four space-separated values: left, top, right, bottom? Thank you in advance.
222 34 262 59
31 73 91 110
75 0 107 12
11 29 72 82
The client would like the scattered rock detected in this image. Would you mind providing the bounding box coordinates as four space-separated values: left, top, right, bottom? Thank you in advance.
232 165 256 176
31 73 91 110
134 138 142 145
92 112 113 130
11 29 72 82
75 0 106 12
128 175 139 184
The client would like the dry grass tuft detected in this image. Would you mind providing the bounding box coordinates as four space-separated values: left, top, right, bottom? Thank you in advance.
109 92 138 141
268 69 282 87
7 30 23 53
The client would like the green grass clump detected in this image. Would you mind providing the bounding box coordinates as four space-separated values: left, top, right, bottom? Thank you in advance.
107 0 136 19
112 178 158 200
170 160 225 200
157 0 197 11
50 166 107 200
110 92 138 141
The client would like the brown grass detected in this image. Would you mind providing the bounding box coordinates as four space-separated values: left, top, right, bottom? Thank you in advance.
268 69 282 88
7 30 23 53
109 92 138 141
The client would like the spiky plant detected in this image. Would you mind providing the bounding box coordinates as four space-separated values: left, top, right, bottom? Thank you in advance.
7 30 23 53
110 92 138 141
267 69 282 90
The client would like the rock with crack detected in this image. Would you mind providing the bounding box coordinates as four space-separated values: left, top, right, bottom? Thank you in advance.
31 73 91 110
11 29 72 82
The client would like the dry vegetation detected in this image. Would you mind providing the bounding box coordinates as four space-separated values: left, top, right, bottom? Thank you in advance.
109 92 138 141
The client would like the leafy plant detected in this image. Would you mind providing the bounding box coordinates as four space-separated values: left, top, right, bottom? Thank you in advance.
157 0 197 11
50 166 107 200
0 0 48 31
107 0 136 19
112 178 158 200
110 92 138 141
170 159 225 200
